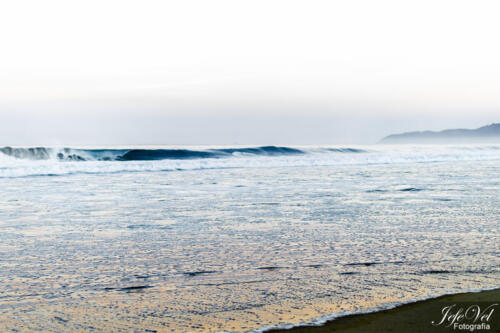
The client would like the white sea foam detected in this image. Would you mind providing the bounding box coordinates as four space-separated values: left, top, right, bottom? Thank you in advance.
0 144 499 178
249 285 500 333
1 146 499 332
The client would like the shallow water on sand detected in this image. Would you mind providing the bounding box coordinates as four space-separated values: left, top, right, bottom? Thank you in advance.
0 146 499 332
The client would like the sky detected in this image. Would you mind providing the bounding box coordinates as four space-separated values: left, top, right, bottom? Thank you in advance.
1 0 500 145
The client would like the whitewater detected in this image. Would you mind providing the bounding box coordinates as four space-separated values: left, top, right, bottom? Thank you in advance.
1 144 500 178
0 144 499 332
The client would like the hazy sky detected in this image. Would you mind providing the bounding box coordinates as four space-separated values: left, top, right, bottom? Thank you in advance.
1 0 499 145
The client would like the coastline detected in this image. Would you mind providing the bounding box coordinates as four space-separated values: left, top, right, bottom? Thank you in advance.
264 288 500 333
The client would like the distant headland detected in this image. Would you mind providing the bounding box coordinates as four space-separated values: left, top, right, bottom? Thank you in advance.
380 123 500 143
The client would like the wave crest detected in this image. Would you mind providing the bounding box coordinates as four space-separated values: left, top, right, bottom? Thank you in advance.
0 146 309 162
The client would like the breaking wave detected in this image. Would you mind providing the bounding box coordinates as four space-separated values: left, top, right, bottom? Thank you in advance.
119 146 305 161
0 146 307 162
1 144 500 178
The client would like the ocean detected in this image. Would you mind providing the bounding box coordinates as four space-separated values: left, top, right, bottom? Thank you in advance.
0 144 499 332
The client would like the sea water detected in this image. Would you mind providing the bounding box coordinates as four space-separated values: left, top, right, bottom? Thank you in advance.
0 145 499 332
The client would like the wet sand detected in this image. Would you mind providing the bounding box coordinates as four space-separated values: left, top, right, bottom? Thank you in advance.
1 161 500 332
268 289 500 333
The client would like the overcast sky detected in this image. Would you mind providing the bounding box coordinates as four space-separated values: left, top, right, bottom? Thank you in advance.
1 0 499 145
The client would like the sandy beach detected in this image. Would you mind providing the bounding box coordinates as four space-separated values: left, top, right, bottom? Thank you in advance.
268 289 500 333
1 155 500 332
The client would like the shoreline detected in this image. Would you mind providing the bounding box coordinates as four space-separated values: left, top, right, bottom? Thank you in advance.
263 288 500 333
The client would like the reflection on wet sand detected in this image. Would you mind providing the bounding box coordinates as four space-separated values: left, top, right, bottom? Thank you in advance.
0 159 499 332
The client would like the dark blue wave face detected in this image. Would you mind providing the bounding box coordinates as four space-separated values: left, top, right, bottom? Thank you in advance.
0 145 365 161
118 149 217 161
118 146 305 160
215 146 304 156
325 148 365 153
